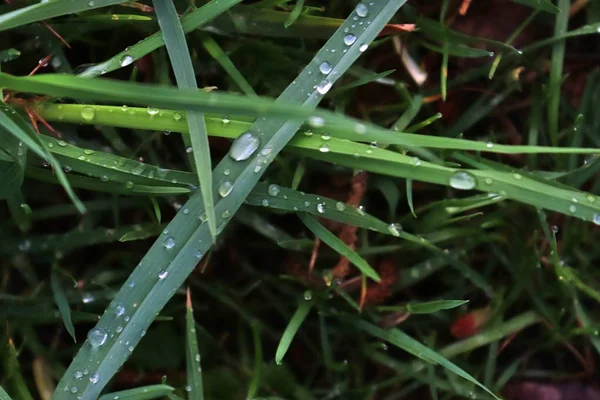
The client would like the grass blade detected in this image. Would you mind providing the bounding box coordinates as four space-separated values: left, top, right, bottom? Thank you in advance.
97 385 175 400
298 213 381 282
152 0 217 242
0 385 12 400
547 0 569 146
51 266 77 343
185 289 204 400
274 294 313 365
246 323 263 399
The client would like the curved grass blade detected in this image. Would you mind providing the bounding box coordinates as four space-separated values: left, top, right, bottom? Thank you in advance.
51 266 77 343
153 0 216 242
0 0 126 31
78 0 244 77
298 213 381 283
246 322 262 399
185 289 204 400
345 317 500 399
274 294 313 365
52 3 409 398
97 385 175 400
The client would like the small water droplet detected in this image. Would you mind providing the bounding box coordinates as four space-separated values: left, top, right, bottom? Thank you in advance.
81 106 95 121
70 387 78 394
319 144 330 153
186 146 192 153
261 199 270 207
115 305 125 317
336 202 346 211
316 79 332 95
569 204 577 213
158 269 168 279
120 55 133 67
229 132 260 161
125 181 134 189
359 43 369 52
486 141 494 148
147 107 159 116
317 203 326 213
308 116 325 127
355 2 368 17
261 145 272 156
387 223 402 237
74 371 83 379
319 61 332 75
303 290 312 300
218 181 234 198
303 128 313 136
221 209 232 218
163 237 176 249
224 168 231 176
449 171 477 190
193 250 203 259
173 112 182 121
268 184 280 196
513 173 523 180
344 34 357 46
182 208 190 215
484 177 493 185
57 140 68 147
87 328 108 348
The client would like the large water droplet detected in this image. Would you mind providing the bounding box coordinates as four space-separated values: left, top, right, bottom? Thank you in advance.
319 144 330 153
88 328 108 348
344 34 357 46
268 184 280 196
163 237 176 249
449 171 477 190
120 55 133 67
355 2 368 17
81 107 95 121
316 79 332 95
229 132 260 161
317 203 326 213
387 223 402 237
218 181 233 198
319 61 332 75
158 269 168 279
89 372 100 384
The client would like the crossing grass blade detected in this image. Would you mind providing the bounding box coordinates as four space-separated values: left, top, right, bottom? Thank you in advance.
50 266 77 343
185 289 204 400
274 295 313 365
77 0 244 77
152 0 217 242
97 385 175 400
0 0 126 31
52 2 407 398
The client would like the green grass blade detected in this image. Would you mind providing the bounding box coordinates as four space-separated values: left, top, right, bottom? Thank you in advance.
51 266 77 343
513 0 559 13
346 317 500 399
52 1 406 398
298 213 381 282
274 294 313 365
284 0 305 28
0 384 12 400
97 385 175 400
246 323 263 399
376 300 469 314
1 336 33 400
0 0 126 31
78 0 244 77
152 0 216 242
185 289 204 400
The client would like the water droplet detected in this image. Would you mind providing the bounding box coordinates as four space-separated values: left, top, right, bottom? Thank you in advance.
387 223 402 237
224 168 231 176
222 116 230 124
308 116 325 127
317 203 326 213
125 181 134 189
89 372 100 384
484 177 493 185
319 61 332 75
261 199 270 207
158 269 168 279
569 204 577 213
74 371 83 379
268 184 280 196
70 386 78 394
355 2 368 17
229 132 260 161
359 43 369 52
304 290 312 300
586 194 596 203
116 325 123 333
81 107 95 121
218 181 233 198
120 55 133 67
193 250 203 259
357 206 366 216
355 123 366 134
316 79 332 95
115 305 125 317
335 202 346 211
486 141 494 148
57 140 68 147
319 144 330 153
173 112 182 121
551 225 559 234
261 145 272 156
221 209 232 218
87 328 108 348
513 173 523 180
88 0 95 6
163 237 176 249
186 146 192 153
182 208 190 215
449 171 477 190
147 107 159 116
19 239 31 252
344 34 357 46
63 165 72 173
303 128 313 136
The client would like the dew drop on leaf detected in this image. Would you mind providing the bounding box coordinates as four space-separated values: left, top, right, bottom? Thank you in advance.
449 171 477 190
229 132 260 161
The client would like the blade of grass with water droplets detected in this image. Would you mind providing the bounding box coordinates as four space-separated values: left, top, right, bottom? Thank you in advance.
152 0 216 242
298 213 381 282
51 266 77 343
0 0 126 31
275 294 313 365
53 3 408 397
185 289 203 400
97 385 175 400
78 0 244 77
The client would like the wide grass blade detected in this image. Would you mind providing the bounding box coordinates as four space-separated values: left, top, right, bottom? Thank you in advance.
274 294 313 365
52 1 406 398
152 0 217 242
298 213 382 283
185 289 204 400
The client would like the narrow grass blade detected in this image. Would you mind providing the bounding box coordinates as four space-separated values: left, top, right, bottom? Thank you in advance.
284 0 305 28
0 0 126 31
275 294 313 365
152 0 216 242
78 0 244 77
97 385 175 400
376 300 469 314
51 266 77 343
185 289 204 400
514 0 559 13
298 213 381 282
52 2 408 398
0 105 85 213
346 317 500 399
2 337 33 400
246 322 263 399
